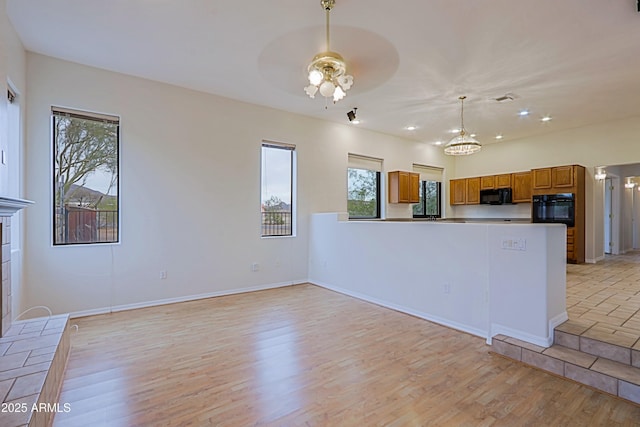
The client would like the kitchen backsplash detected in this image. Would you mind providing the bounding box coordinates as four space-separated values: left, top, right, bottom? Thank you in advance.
452 202 532 219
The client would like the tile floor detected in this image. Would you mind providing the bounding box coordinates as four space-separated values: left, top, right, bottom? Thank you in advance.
566 251 640 350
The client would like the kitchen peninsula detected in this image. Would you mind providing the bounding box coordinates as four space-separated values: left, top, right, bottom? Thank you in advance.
308 213 567 347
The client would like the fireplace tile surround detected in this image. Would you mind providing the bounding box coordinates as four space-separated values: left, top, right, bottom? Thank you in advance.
0 196 33 338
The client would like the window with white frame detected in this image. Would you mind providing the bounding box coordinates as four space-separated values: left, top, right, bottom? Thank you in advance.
261 142 295 237
412 164 443 218
347 154 382 219
52 107 120 245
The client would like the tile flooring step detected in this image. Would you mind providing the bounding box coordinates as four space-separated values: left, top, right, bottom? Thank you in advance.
491 334 640 405
555 319 640 368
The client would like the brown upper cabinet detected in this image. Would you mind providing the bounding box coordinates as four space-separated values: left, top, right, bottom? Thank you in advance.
532 166 579 193
450 178 466 205
552 165 574 188
480 173 511 190
388 171 420 204
532 168 552 190
480 175 495 190
511 171 532 203
451 172 527 205
466 177 480 204
495 174 512 189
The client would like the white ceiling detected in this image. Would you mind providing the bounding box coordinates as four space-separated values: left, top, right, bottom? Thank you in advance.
7 0 640 147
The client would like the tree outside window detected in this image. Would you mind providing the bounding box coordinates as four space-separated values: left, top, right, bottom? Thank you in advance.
53 108 119 245
261 143 294 237
413 180 441 218
348 168 380 219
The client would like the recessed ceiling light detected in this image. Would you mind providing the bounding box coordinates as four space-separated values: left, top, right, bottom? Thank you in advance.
470 133 477 138
434 141 443 146
406 126 417 131
541 116 552 122
495 134 503 140
449 128 460 134
518 110 529 116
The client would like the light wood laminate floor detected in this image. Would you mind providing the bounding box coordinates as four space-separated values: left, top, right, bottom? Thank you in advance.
54 284 640 426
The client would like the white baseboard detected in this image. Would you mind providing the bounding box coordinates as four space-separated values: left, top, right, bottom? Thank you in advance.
490 323 553 348
548 311 569 344
69 280 304 319
311 280 487 340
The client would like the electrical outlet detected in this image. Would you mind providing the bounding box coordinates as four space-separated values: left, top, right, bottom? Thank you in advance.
159 271 167 279
502 237 527 251
251 263 259 272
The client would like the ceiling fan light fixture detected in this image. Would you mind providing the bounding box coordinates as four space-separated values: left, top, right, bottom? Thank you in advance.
304 0 353 105
444 96 482 156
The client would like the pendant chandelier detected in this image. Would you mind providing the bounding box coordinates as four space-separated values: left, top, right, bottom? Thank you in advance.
304 0 353 104
444 96 482 156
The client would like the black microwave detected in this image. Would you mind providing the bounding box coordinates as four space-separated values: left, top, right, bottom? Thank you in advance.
480 188 513 205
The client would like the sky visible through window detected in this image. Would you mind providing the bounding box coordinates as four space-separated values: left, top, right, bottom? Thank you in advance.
261 146 292 207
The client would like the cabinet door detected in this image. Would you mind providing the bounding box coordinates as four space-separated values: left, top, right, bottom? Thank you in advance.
495 174 512 189
480 176 495 190
532 168 552 190
466 177 481 204
398 171 410 202
552 165 574 188
409 172 420 203
566 227 576 262
450 179 466 205
512 172 532 203
388 171 410 203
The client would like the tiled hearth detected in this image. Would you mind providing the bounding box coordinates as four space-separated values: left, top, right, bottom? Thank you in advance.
0 315 71 427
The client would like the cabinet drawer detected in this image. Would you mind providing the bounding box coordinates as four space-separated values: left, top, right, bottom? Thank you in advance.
567 228 575 237
567 236 574 245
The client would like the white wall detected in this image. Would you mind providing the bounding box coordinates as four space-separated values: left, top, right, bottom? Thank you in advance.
23 53 453 316
1 2 28 319
452 118 640 262
308 213 567 347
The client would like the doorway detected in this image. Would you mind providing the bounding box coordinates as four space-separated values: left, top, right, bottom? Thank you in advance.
604 177 613 254
603 175 621 255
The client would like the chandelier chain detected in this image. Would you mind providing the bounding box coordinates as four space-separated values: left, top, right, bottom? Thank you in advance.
326 8 330 52
459 95 466 135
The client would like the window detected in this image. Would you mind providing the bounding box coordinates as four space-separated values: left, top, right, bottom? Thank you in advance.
52 107 119 245
412 164 443 218
348 154 382 219
261 142 295 237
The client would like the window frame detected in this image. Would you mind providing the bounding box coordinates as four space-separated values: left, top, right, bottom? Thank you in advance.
51 107 121 246
260 141 296 238
413 180 442 219
347 167 382 220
